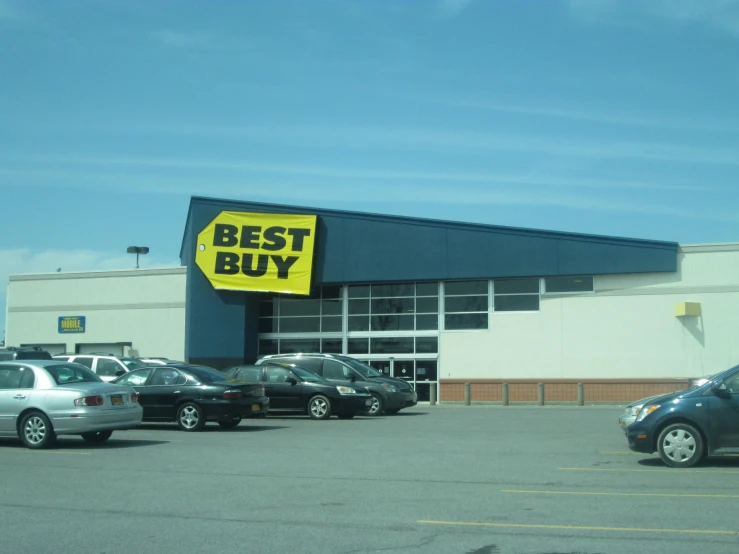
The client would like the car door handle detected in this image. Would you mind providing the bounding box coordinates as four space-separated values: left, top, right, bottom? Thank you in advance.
13 394 26 400
173 391 181 394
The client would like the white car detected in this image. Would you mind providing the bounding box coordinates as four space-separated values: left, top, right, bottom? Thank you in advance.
52 354 149 382
0 360 143 449
137 358 184 366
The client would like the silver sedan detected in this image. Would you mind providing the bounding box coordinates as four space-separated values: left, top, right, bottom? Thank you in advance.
0 360 143 449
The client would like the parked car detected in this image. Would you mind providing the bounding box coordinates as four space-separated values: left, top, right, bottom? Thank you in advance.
256 353 417 416
626 364 739 467
0 347 52 361
223 362 373 420
138 358 185 366
618 373 722 434
112 364 269 431
53 353 149 382
0 360 142 449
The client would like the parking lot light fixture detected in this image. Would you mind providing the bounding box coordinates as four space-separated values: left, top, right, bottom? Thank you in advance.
127 246 150 269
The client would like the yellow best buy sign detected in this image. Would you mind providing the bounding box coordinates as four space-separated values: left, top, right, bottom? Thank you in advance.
195 211 317 295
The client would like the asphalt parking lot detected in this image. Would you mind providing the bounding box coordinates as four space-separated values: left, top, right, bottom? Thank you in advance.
0 405 737 554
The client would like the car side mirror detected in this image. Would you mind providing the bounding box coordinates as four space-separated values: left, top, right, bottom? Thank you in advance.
286 377 298 385
712 383 730 397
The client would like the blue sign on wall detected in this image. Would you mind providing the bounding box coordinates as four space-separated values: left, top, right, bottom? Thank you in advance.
58 316 86 333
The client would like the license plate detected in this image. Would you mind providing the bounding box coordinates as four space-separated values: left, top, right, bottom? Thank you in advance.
111 395 123 406
365 399 372 406
251 404 260 412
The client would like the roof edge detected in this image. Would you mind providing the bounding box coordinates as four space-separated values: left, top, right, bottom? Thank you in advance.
9 266 186 282
185 195 678 250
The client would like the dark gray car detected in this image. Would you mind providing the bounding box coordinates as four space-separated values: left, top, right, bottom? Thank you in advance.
256 353 417 416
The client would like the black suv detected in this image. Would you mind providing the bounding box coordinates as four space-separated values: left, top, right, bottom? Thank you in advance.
257 353 417 416
0 347 52 361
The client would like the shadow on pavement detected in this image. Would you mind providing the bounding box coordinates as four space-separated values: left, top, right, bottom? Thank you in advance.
0 437 171 450
133 423 290 432
637 456 739 468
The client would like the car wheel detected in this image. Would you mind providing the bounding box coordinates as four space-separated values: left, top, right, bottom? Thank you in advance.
657 423 705 468
19 412 56 449
218 417 242 429
385 409 400 415
337 413 355 420
177 402 206 431
307 395 331 420
367 393 384 416
81 430 113 444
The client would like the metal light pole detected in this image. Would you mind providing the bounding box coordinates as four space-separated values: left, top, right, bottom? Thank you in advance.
127 246 150 269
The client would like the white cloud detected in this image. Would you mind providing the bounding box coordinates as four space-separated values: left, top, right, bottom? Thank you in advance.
568 0 739 36
17 154 707 191
410 94 738 133
152 29 253 51
0 0 23 21
436 0 475 17
0 163 724 222
148 122 739 167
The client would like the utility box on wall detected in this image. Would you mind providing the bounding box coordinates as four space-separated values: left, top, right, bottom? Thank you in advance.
675 302 701 317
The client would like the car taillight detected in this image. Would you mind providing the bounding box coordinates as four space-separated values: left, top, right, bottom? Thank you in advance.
74 395 104 407
223 389 243 399
130 392 139 403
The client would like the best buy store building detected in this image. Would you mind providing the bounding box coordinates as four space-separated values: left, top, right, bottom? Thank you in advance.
7 196 739 403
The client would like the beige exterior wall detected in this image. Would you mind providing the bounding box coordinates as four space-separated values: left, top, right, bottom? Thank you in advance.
440 244 739 381
6 267 186 360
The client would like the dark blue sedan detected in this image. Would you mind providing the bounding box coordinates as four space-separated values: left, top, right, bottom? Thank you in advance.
627 363 739 467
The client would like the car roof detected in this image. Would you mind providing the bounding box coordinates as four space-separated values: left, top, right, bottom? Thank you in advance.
0 359 80 367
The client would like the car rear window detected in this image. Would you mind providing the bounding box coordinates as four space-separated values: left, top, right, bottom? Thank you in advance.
181 365 231 384
45 363 103 385
16 351 52 360
120 358 148 370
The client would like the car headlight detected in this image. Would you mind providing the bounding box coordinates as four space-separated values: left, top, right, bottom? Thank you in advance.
382 383 397 393
636 404 660 422
336 386 357 395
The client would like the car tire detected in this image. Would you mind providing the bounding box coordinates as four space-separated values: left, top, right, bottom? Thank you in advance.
307 395 331 420
218 417 242 429
19 411 56 449
177 402 206 431
367 393 384 416
81 430 113 444
657 423 705 468
337 413 355 420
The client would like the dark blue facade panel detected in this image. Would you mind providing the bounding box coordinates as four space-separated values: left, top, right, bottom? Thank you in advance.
556 239 677 275
445 229 560 279
185 269 247 360
320 218 449 283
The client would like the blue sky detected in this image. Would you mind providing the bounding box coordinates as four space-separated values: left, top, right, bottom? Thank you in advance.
1 0 738 337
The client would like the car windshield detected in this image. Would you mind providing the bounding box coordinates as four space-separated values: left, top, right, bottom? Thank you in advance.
120 358 148 370
45 363 102 385
289 365 326 383
181 365 231 383
341 357 383 377
688 368 736 390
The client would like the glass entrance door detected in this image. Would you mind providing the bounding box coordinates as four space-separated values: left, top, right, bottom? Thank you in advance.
414 360 437 402
366 358 437 403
